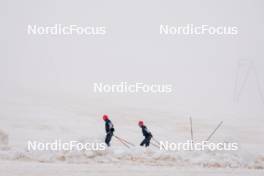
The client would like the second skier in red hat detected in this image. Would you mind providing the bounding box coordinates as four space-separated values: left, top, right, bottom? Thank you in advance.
103 115 115 147
138 121 152 147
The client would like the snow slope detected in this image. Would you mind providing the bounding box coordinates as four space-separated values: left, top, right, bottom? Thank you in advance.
0 93 263 175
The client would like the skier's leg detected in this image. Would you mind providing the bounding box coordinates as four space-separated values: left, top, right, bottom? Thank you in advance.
140 138 147 146
105 132 113 146
105 134 110 146
145 136 152 147
108 132 113 144
140 139 144 146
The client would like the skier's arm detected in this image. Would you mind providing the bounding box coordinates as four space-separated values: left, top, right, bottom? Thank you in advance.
109 122 115 132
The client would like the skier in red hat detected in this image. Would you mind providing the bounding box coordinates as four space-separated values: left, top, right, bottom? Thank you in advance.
103 115 115 147
138 121 152 147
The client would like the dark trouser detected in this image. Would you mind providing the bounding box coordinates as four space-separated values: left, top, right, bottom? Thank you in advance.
105 131 113 146
140 136 152 147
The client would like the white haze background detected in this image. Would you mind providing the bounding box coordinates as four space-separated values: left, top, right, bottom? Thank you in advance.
1 0 264 175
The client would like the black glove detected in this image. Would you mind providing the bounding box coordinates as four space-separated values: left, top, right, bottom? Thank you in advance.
110 128 115 132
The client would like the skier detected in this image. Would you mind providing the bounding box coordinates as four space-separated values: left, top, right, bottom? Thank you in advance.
103 114 115 147
138 121 152 147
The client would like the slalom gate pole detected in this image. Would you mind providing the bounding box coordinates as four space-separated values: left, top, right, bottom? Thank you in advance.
114 136 130 148
114 135 135 147
190 116 194 143
205 121 223 141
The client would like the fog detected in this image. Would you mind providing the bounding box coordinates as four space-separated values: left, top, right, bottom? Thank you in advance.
2 0 264 119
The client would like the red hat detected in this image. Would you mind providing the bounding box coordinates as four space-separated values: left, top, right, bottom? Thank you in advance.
103 115 109 121
138 121 144 126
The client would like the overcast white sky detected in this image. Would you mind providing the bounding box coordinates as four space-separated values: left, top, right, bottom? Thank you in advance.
2 0 264 119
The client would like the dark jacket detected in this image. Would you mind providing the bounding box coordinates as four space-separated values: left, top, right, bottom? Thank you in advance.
105 120 115 133
141 125 152 138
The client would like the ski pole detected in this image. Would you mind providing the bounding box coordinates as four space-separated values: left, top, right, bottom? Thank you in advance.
190 116 194 143
151 138 160 148
205 121 223 141
152 138 160 145
114 135 135 147
114 135 134 146
114 136 130 148
150 142 160 149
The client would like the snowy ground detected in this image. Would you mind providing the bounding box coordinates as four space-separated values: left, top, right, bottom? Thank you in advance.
0 160 264 176
0 92 263 175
